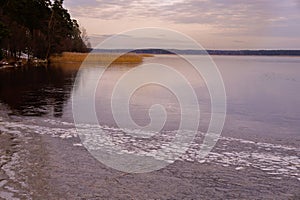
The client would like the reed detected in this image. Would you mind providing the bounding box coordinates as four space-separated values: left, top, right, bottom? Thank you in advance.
49 52 144 64
138 54 154 57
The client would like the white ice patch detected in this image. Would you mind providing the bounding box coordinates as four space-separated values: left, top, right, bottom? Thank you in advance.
0 119 299 180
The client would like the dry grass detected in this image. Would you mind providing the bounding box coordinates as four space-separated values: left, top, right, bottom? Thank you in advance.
49 52 144 64
138 54 154 57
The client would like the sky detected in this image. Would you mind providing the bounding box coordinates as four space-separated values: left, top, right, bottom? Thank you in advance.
64 0 300 49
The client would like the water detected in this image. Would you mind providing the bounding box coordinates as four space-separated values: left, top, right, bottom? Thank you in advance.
0 55 299 199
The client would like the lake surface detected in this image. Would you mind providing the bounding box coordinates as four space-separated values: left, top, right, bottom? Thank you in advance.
0 55 299 199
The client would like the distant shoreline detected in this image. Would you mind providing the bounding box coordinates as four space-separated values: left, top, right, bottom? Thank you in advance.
92 49 300 56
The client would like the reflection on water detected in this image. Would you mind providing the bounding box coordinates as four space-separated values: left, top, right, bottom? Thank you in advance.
0 64 77 117
73 55 210 131
0 55 300 141
0 62 143 119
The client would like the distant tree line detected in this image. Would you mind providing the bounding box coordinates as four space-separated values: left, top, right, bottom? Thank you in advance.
131 49 300 56
92 49 300 56
0 0 90 60
205 50 300 56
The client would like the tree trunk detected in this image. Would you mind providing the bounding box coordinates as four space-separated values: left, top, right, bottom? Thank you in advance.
46 9 54 60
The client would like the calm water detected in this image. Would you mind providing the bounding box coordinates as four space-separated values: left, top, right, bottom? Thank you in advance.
1 55 300 141
0 55 299 199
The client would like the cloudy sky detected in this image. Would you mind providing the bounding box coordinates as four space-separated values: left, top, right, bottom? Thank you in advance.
64 0 300 49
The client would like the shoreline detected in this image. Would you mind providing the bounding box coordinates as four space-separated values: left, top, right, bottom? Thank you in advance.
1 120 299 199
2 52 299 69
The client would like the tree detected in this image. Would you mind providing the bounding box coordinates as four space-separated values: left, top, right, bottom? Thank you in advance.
0 0 88 60
0 21 9 59
81 27 91 49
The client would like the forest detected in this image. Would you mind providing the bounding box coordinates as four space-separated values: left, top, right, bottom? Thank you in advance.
0 0 89 61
